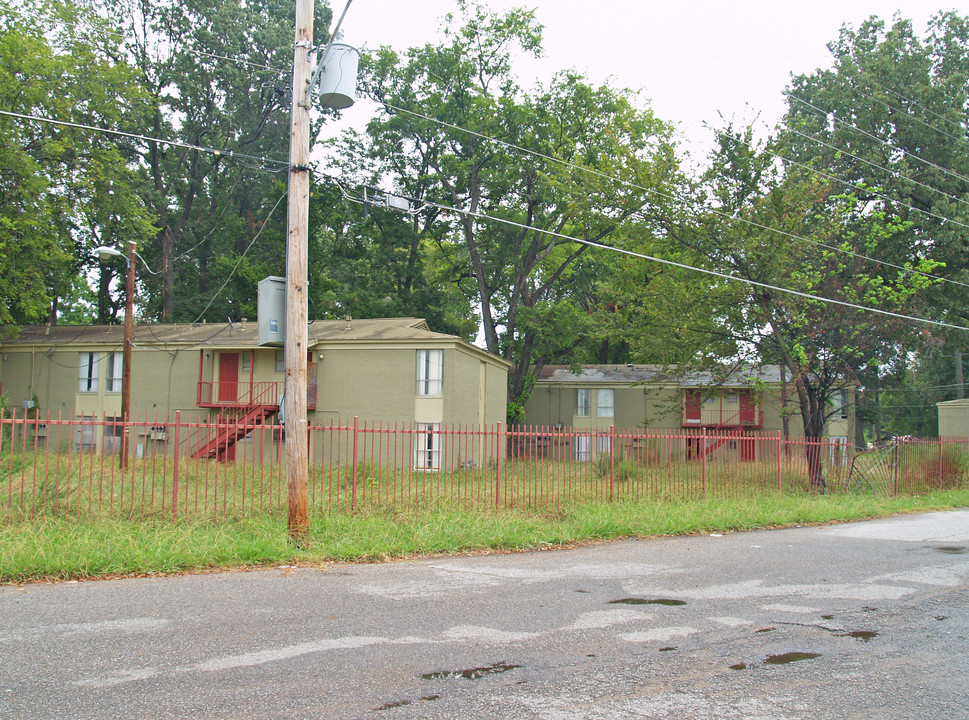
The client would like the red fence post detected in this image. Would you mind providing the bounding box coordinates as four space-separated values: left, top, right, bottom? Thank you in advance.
609 425 616 501
351 416 359 512
495 422 503 509
892 437 899 496
701 427 707 497
939 436 943 490
777 430 782 493
172 411 181 522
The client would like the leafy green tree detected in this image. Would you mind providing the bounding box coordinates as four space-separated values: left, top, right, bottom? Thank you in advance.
0 1 153 325
782 11 969 434
306 180 477 337
360 2 684 418
695 127 941 487
98 0 333 322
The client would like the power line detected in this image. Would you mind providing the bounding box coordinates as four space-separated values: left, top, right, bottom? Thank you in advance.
844 78 968 148
784 124 969 214
379 100 966 293
324 172 969 334
785 91 969 189
710 125 969 236
862 75 968 138
0 4 289 76
192 191 288 324
0 109 291 172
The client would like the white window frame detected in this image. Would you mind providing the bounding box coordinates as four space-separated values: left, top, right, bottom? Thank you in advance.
79 352 99 393
576 389 591 417
274 350 285 373
415 422 441 470
575 434 591 461
416 349 444 396
596 389 615 418
106 352 123 393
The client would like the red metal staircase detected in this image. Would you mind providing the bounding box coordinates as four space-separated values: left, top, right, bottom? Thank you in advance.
192 405 278 461
696 426 747 460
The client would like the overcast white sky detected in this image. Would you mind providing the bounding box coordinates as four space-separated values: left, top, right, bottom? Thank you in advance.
324 0 950 161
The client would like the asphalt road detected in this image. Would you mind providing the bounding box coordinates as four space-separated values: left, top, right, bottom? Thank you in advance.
2 511 968 719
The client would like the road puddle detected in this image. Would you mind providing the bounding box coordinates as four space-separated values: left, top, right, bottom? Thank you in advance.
422 662 521 681
934 545 967 555
764 652 822 665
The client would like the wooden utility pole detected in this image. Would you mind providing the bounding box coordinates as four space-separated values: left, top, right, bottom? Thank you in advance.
285 0 314 538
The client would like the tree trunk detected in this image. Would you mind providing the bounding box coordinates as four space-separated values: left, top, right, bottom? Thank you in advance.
793 373 826 493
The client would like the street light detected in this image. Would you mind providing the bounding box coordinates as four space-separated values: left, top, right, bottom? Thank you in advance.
95 242 158 469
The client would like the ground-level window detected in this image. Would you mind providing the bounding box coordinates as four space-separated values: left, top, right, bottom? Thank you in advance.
576 388 591 417
416 349 444 396
415 422 440 470
79 352 99 392
828 436 849 465
574 434 611 462
106 352 123 393
597 389 615 418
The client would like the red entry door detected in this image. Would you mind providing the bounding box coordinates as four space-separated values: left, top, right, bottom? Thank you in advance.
684 391 701 424
219 353 239 402
739 390 756 425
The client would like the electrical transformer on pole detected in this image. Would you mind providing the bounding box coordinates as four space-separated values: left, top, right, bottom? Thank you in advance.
285 0 357 538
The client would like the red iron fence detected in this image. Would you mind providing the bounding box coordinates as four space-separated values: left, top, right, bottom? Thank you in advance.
2 410 967 521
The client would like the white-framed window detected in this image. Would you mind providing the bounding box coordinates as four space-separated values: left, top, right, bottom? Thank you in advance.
839 389 849 419
242 350 252 373
79 352 99 392
597 389 615 418
576 388 591 417
726 392 738 404
575 434 591 461
416 349 444 396
106 352 123 393
415 422 440 470
274 350 285 373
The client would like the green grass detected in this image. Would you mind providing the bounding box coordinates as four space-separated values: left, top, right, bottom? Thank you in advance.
3 489 968 584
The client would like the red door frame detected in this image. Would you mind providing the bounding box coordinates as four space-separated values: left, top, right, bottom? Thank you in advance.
739 390 756 425
684 391 701 424
218 353 239 402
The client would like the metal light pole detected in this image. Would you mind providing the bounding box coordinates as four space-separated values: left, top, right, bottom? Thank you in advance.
96 241 157 470
121 240 135 470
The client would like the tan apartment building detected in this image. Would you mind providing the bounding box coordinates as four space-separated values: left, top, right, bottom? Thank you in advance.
0 318 508 465
523 364 855 462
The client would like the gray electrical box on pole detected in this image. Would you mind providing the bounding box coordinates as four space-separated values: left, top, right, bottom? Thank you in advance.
257 276 286 346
